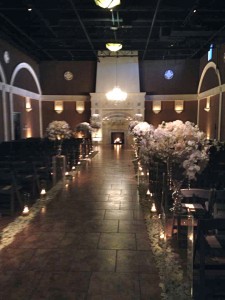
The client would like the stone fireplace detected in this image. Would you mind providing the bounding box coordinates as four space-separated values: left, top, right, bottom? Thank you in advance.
111 132 124 144
90 51 145 145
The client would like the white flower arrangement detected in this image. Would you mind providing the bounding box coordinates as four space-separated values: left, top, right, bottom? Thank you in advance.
74 122 92 134
132 120 211 181
90 115 101 130
46 120 71 141
132 121 155 138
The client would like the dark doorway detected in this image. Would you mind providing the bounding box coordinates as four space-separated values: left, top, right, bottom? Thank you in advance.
13 112 21 140
111 132 124 144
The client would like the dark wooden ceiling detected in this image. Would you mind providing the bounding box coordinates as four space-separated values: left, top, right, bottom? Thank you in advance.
1 0 225 61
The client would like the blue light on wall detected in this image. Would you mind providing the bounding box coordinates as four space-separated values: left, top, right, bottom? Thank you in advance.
208 44 213 61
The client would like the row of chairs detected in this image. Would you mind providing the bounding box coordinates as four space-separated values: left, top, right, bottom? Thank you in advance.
169 188 225 299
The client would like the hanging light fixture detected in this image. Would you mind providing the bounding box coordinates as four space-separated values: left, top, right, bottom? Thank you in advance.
106 56 127 102
106 43 122 52
94 0 120 9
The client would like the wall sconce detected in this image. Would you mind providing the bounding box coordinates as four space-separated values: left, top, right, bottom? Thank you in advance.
204 96 211 112
54 101 63 114
152 101 161 114
76 101 85 114
174 100 184 114
25 97 32 112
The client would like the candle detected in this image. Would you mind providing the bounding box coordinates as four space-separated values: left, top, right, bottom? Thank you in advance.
40 188 46 195
22 205 29 216
151 203 157 212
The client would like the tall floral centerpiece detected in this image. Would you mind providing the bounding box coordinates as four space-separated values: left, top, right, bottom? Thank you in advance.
90 115 101 132
74 122 91 138
129 121 155 159
130 120 211 212
46 120 71 155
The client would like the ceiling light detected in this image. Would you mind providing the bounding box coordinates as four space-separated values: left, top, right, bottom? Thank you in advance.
106 43 122 52
94 0 120 9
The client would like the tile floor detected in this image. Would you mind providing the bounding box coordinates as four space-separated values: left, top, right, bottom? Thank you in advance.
0 145 162 300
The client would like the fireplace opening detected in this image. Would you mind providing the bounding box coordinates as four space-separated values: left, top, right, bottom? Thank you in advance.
111 132 124 144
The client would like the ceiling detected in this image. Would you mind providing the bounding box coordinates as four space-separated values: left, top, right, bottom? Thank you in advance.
1 0 225 62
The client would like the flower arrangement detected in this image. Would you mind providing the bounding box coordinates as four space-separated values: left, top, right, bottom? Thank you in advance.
74 122 91 137
130 121 155 138
131 120 211 181
90 115 101 130
46 120 71 140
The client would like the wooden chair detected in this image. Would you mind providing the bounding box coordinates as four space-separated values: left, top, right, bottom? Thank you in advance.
212 189 225 219
181 188 214 217
171 189 213 238
193 218 225 299
0 171 23 215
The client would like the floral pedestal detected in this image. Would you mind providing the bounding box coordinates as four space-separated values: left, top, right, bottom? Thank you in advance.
52 155 66 184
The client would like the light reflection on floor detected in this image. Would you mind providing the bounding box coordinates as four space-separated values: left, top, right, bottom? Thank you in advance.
114 144 122 159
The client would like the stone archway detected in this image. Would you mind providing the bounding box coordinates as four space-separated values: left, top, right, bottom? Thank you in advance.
197 61 222 140
9 62 42 139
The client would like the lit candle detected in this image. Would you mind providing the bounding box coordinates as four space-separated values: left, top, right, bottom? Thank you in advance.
151 203 157 212
160 231 165 240
41 206 46 214
40 188 46 195
22 205 29 216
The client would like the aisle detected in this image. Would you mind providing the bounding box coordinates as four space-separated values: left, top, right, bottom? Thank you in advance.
0 145 161 300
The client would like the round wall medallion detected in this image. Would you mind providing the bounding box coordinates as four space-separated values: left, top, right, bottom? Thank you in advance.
64 71 73 80
164 69 174 80
3 51 10 63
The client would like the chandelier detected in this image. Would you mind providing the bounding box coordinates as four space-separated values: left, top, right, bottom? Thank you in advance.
94 0 120 9
106 87 127 101
106 43 122 52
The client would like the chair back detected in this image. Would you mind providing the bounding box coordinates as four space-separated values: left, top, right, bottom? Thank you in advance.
181 188 214 215
212 189 225 218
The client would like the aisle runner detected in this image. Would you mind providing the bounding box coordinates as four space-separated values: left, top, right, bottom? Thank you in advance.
141 199 192 300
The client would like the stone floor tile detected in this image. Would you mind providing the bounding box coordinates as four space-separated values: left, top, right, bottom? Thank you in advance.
87 272 140 300
0 271 43 300
105 209 134 220
116 250 158 273
59 232 100 249
98 233 136 250
139 273 162 300
30 271 91 300
119 220 146 233
69 249 116 272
